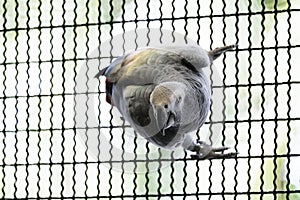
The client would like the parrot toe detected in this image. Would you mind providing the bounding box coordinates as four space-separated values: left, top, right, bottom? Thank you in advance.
189 140 238 160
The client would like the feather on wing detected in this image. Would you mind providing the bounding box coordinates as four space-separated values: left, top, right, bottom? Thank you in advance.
123 84 155 127
98 46 206 84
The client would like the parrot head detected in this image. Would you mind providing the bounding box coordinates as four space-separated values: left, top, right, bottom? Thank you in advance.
150 82 185 135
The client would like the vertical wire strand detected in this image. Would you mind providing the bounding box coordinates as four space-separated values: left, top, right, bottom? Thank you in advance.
72 0 78 198
13 0 19 198
24 0 30 198
221 0 227 198
196 0 201 45
1 0 7 198
36 0 42 198
120 120 126 198
259 0 266 199
157 148 162 200
233 0 240 199
208 1 214 199
84 0 90 197
120 0 126 197
60 0 67 197
182 0 189 198
96 0 102 198
247 0 253 199
145 0 151 197
132 0 138 197
273 0 279 198
158 0 163 44
171 0 175 43
170 0 176 199
157 0 163 198
286 0 292 198
195 1 201 199
183 0 188 44
48 0 54 197
108 0 114 197
183 1 188 199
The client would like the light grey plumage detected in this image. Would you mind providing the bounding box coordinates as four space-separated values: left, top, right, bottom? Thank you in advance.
96 44 237 159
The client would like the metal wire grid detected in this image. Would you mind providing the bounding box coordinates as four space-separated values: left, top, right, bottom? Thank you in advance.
1 0 300 199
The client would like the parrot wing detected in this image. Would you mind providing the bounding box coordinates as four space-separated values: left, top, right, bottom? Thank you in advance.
158 44 236 68
96 46 204 84
157 45 211 71
123 84 155 127
94 55 126 79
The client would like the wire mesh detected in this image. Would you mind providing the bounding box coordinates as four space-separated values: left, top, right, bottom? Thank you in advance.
1 0 300 199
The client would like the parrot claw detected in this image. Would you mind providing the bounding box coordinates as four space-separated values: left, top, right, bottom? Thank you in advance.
189 141 238 160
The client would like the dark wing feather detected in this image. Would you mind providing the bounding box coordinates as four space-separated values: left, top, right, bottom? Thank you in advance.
124 84 155 127
94 66 108 78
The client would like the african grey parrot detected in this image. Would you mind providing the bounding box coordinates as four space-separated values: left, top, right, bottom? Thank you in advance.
95 44 237 159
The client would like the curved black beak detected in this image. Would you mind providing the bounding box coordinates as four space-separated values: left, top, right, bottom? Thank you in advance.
162 112 176 136
165 112 176 129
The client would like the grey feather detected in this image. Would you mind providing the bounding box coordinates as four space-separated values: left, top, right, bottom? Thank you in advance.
94 66 108 78
124 84 155 127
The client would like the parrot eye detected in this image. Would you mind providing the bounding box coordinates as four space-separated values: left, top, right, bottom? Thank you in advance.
164 104 168 109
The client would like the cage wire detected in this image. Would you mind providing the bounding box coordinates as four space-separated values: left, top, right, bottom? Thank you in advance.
1 0 300 199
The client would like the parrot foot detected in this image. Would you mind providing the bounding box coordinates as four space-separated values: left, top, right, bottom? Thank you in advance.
189 140 237 160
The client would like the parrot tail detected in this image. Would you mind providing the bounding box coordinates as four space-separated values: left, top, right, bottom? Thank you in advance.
94 66 109 78
208 44 237 61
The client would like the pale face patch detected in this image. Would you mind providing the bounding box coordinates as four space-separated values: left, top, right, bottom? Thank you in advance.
150 85 174 106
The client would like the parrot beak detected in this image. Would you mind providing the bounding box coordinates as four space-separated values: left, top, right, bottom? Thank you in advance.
161 112 176 136
165 112 175 129
153 106 168 133
153 106 177 136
